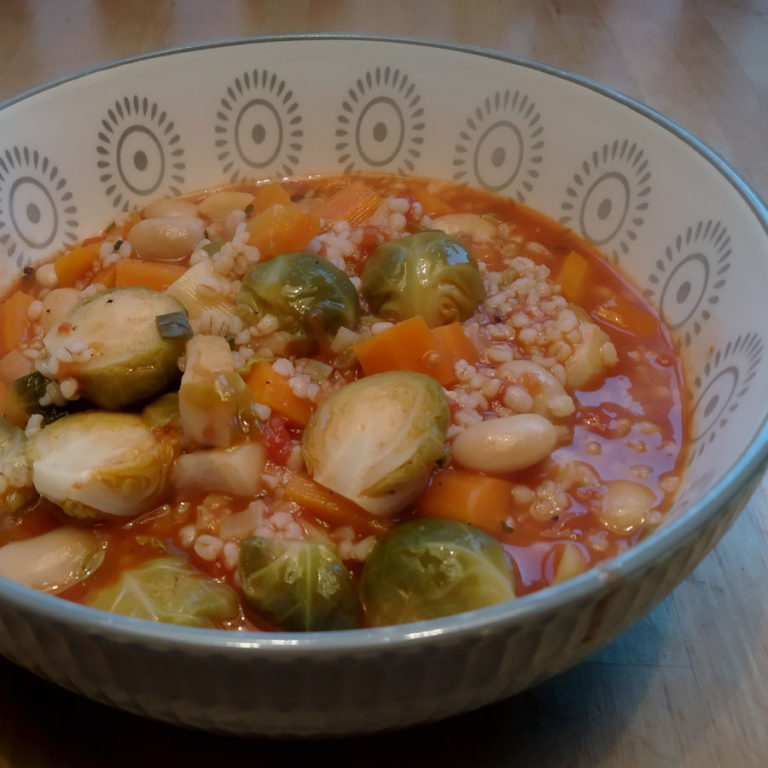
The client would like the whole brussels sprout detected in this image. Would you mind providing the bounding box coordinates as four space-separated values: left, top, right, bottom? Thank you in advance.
360 518 515 626
361 231 485 328
236 251 361 352
239 537 362 631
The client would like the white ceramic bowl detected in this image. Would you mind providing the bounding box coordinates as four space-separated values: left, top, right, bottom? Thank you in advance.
1 36 767 737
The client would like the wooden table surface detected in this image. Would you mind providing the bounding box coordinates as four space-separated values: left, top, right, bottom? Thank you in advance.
1 1 767 765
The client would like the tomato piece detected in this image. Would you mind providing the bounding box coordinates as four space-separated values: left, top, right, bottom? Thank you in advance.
263 415 295 465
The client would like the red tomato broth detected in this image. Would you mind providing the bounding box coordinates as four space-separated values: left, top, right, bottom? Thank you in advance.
470 233 683 594
0 172 688 629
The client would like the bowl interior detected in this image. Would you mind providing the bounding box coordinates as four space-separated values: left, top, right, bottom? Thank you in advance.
1 35 767 588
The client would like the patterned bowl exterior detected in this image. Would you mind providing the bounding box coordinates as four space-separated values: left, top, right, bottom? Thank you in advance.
1 36 767 736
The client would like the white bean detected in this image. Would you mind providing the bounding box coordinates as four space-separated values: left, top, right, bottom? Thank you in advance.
431 212 497 239
498 359 575 418
127 216 206 262
451 414 557 474
143 197 199 219
599 479 655 534
39 288 82 333
198 191 255 222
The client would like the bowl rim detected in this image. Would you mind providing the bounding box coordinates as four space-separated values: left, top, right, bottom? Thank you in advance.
1 33 767 656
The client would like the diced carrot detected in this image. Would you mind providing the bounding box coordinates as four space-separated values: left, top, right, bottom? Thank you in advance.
557 249 589 304
354 315 437 379
429 322 478 386
245 203 321 258
245 359 313 427
90 264 117 288
0 291 34 357
250 183 292 213
411 186 454 217
284 473 389 538
354 316 477 387
315 181 383 228
113 259 187 291
416 469 515 536
0 349 33 383
80 235 106 248
53 242 102 288
593 294 660 338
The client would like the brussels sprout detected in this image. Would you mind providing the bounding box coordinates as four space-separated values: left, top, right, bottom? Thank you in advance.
0 417 35 514
39 286 188 410
361 231 485 328
236 252 361 352
27 411 179 520
301 371 449 517
360 518 515 626
0 527 105 592
239 537 362 631
178 335 254 447
88 556 239 628
142 392 180 429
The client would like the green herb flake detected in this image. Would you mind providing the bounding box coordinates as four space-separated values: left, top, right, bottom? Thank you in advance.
156 311 193 340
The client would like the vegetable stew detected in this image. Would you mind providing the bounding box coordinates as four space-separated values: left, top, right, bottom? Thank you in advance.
0 173 686 630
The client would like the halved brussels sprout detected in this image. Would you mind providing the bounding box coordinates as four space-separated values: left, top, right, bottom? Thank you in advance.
361 231 485 328
0 527 105 592
0 416 35 515
27 411 179 520
236 251 361 353
360 518 515 626
301 371 449 517
39 286 189 410
239 537 362 631
88 556 239 628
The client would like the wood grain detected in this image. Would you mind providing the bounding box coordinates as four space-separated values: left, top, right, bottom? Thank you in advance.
1 1 767 765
